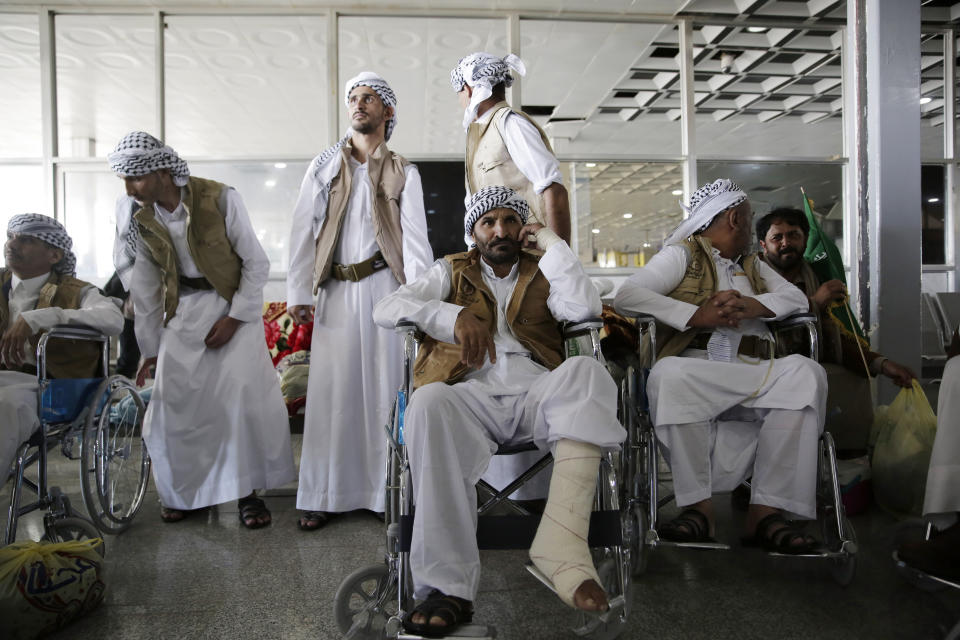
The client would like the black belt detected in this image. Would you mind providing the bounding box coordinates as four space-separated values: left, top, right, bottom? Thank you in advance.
179 275 214 290
331 251 388 282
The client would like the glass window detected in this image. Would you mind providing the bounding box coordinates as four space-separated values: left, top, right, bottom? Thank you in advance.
165 16 329 157
0 14 42 158
694 26 843 158
921 164 946 265
61 169 121 284
55 15 156 158
520 20 681 157
570 161 683 267
920 33 946 159
0 165 45 229
338 16 504 156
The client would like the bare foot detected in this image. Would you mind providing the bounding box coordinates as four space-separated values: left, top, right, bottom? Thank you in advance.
572 579 609 612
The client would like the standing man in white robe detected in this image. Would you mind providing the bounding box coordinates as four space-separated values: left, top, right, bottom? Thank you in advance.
1 214 123 484
286 72 432 530
614 179 827 553
108 131 295 528
373 186 625 636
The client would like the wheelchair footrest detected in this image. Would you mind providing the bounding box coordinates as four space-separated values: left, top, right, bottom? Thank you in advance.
398 624 497 639
398 511 622 552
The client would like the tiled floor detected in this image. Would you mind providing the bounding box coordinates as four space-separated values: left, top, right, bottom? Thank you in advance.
4 434 959 640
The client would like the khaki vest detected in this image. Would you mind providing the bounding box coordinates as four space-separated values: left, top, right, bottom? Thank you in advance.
466 102 554 227
312 142 410 291
656 236 768 360
0 269 102 379
134 176 243 325
413 249 563 388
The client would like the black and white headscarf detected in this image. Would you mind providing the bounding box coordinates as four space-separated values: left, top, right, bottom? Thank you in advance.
665 178 748 245
463 186 530 247
450 52 526 130
107 131 190 185
311 71 399 192
7 213 77 277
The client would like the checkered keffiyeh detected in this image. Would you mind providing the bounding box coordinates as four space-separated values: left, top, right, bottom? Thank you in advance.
107 131 190 185
7 213 77 276
463 186 530 247
450 52 526 130
664 178 748 245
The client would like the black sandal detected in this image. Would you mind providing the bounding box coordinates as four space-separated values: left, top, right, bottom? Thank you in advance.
297 510 331 531
741 512 817 554
402 590 474 638
657 508 715 542
238 495 271 530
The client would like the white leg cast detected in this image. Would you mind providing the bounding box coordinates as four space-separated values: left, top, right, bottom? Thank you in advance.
529 439 604 609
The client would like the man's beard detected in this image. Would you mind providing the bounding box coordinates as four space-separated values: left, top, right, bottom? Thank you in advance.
352 116 382 135
477 238 520 265
768 248 801 271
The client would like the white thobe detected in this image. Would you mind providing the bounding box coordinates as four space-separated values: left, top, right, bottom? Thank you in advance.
287 156 432 513
463 109 563 205
373 242 626 600
130 187 295 510
614 243 827 518
924 354 960 526
1 272 123 484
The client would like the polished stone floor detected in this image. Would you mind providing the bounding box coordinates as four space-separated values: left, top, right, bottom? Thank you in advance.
4 434 959 640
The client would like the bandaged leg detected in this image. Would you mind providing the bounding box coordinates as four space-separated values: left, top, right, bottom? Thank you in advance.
529 439 604 610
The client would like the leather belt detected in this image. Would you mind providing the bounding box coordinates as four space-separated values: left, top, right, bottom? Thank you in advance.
179 275 214 290
688 333 773 359
331 251 388 282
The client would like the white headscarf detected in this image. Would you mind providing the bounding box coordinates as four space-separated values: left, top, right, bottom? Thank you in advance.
664 179 748 245
450 52 526 130
463 186 530 248
107 131 190 186
7 213 77 277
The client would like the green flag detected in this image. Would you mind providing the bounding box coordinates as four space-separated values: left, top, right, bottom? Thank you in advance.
800 187 868 342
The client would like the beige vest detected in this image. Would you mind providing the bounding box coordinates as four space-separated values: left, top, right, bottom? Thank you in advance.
466 102 553 227
413 249 563 388
134 176 243 325
0 269 102 379
312 142 410 292
656 236 768 360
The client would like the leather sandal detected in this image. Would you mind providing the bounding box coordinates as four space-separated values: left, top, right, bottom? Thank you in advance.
402 590 474 638
741 512 817 554
657 508 715 542
238 495 271 530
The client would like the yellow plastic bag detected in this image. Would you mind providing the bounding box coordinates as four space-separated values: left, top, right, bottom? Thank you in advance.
0 538 105 640
870 380 939 517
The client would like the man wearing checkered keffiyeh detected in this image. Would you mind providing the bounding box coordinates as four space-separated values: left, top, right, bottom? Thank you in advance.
106 130 296 527
0 213 123 483
371 185 624 630
451 52 571 244
286 71 433 530
613 179 828 553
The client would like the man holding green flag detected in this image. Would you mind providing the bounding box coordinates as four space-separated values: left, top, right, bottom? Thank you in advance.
757 203 915 454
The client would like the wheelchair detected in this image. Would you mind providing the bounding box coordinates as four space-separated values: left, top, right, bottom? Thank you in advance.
893 522 960 640
4 325 151 551
619 312 858 586
333 319 634 640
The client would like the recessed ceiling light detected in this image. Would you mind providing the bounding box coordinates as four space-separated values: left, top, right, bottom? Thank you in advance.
746 26 768 33
265 179 277 188
274 162 287 169
623 213 633 219
671 189 683 196
592 228 600 234
920 97 933 105
928 197 940 203
585 162 597 168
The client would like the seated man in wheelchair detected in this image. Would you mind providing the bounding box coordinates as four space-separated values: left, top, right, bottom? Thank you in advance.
0 213 124 483
614 179 827 554
373 186 625 636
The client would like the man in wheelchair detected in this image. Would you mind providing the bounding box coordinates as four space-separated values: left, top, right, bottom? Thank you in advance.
0 213 123 484
373 186 625 636
614 179 827 554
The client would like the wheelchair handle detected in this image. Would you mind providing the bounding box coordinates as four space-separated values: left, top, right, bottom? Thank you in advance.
562 317 603 339
772 312 817 329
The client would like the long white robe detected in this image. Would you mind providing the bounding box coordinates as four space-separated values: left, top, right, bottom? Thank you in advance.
287 155 432 513
373 242 626 600
1 274 123 483
924 355 960 525
614 243 827 519
130 187 295 510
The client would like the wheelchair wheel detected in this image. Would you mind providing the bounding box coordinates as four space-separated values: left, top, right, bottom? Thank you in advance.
333 563 399 639
42 516 105 558
572 546 633 640
80 376 151 535
627 504 649 577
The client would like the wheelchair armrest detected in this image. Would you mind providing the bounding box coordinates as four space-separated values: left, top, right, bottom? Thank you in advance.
394 320 420 334
770 312 817 330
562 317 603 339
38 325 108 349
